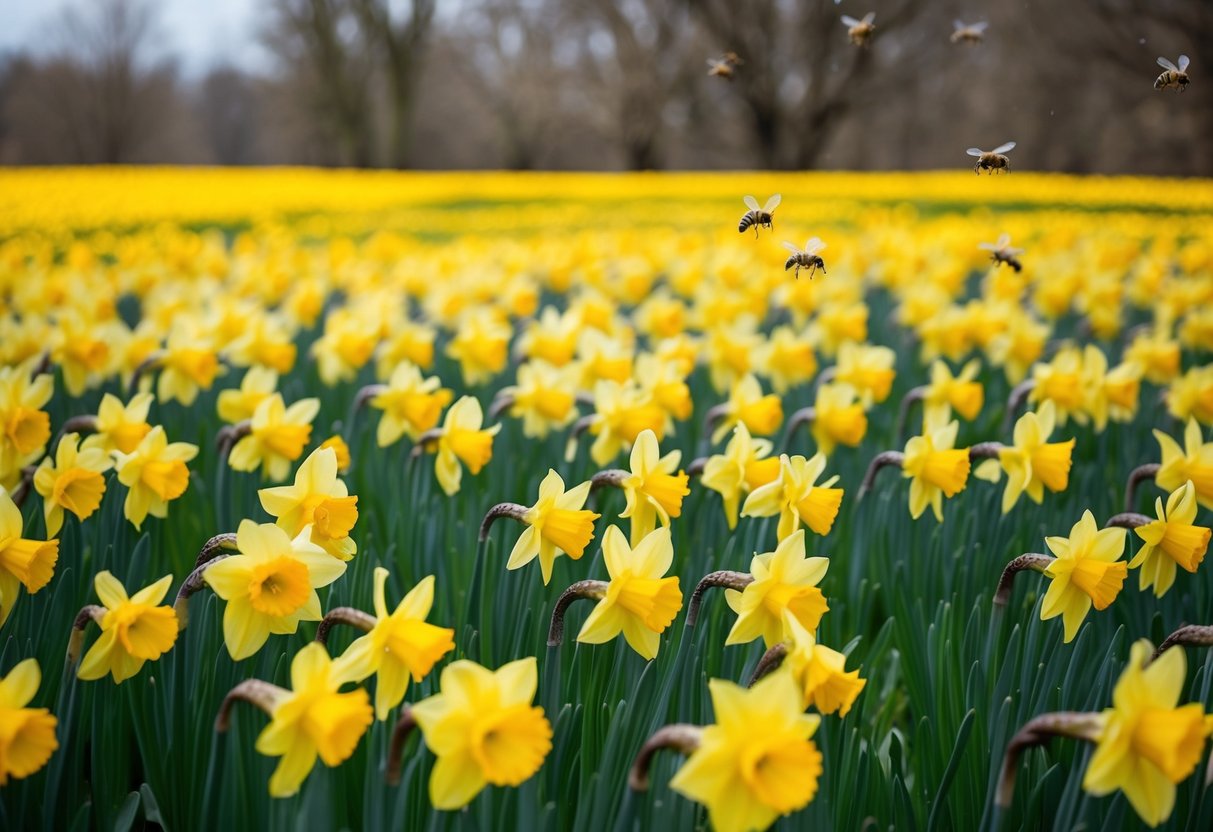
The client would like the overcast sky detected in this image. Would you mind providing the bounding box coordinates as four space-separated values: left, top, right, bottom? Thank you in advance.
0 0 269 76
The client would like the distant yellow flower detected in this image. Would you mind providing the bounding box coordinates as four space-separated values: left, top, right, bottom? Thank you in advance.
1154 417 1213 509
813 301 869 358
1130 481 1210 597
377 321 437 377
0 357 53 490
318 435 350 473
577 329 634 387
337 568 455 719
498 360 579 439
1041 511 1127 643
157 329 221 406
432 396 500 496
410 657 553 810
225 312 297 374
217 366 278 424
518 306 580 366
974 401 1074 513
1083 345 1141 430
253 643 374 797
0 659 58 784
635 352 693 426
923 358 984 424
112 426 198 531
1083 640 1212 827
834 342 896 407
705 319 762 393
1166 365 1213 425
811 382 868 456
1030 345 1086 425
902 418 971 521
726 530 829 648
988 309 1049 385
1124 329 1181 385
780 611 866 716
669 669 822 832
0 490 58 627
586 380 666 466
576 526 682 660
506 469 599 584
312 309 377 386
711 374 783 445
229 394 320 481
446 309 511 385
619 429 689 545
371 362 453 447
742 453 843 541
51 311 114 396
701 424 779 530
203 520 346 660
81 392 153 455
33 432 112 537
77 571 177 684
758 325 817 395
259 447 358 561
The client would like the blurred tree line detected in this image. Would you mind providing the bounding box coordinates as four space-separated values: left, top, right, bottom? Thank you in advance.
0 0 1209 174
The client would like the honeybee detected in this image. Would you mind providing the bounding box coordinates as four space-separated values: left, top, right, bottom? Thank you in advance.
966 141 1016 175
842 12 876 46
707 52 743 80
1154 55 1190 92
951 20 988 45
979 234 1024 272
738 194 781 236
782 238 827 279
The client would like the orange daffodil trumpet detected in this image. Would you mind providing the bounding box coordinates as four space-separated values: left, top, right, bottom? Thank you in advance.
1129 481 1211 597
0 489 59 627
0 358 53 491
902 417 971 521
499 469 599 584
741 453 843 541
113 426 198 531
0 658 59 784
751 610 866 717
974 401 1075 513
369 361 453 446
709 374 783 445
428 396 500 496
1039 511 1128 642
33 432 112 537
228 393 320 481
258 446 359 561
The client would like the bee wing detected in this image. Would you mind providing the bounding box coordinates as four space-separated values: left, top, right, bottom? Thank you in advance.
1178 55 1190 71
806 237 826 254
1157 56 1178 72
978 242 997 251
743 195 760 211
992 141 1016 154
953 19 966 30
996 233 1011 248
1006 247 1025 256
862 12 876 24
841 15 861 26
782 241 803 254
972 21 989 32
763 193 782 212
707 59 719 67
966 148 984 157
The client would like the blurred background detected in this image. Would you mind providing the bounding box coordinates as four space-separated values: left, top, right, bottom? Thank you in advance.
0 0 1209 175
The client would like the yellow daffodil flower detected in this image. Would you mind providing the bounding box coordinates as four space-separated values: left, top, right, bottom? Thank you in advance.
634 352 693 427
834 342 896 407
0 490 58 627
497 360 579 439
157 329 221 406
811 382 867 456
757 325 817 395
669 669 822 832
0 357 53 490
81 392 153 455
576 526 682 660
741 453 843 541
780 611 866 716
1130 481 1211 597
0 659 58 784
975 401 1074 513
1154 417 1213 509
705 319 762 393
258 447 358 561
1124 329 1181 385
311 309 378 386
203 520 347 660
711 374 783 445
337 568 455 719
902 417 971 521
376 321 438 378
446 309 511 386
113 426 198 531
371 362 453 447
33 432 112 537
225 312 297 373
229 393 320 481
506 469 599 584
586 380 666 466
51 311 115 397
519 306 580 366
725 530 829 648
619 429 689 546
1166 365 1213 425
701 424 779 530
217 366 278 424
987 309 1049 385
576 329 635 388
432 396 500 496
77 571 177 684
923 358 984 424
813 301 869 358
318 434 350 473
1083 640 1212 827
1041 511 1127 643
254 643 374 797
1030 345 1087 426
410 657 553 810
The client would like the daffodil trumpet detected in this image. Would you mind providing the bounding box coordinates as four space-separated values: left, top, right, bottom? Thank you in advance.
65 604 106 666
126 352 166 397
747 642 789 685
1152 625 1213 662
992 553 1052 606
385 705 417 785
313 606 376 646
1001 379 1037 434
627 723 703 791
546 579 609 647
685 570 754 627
1124 463 1161 512
996 711 1104 810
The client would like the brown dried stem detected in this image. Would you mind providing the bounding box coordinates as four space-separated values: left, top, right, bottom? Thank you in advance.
1152 625 1213 662
174 549 237 629
996 711 1103 808
1105 512 1152 530
748 643 789 686
386 705 417 786
1001 379 1037 434
479 502 530 542
215 679 288 732
353 384 388 413
590 469 629 490
969 442 1005 461
685 457 707 478
992 554 1053 607
703 404 729 441
894 386 927 441
65 605 106 666
628 724 704 791
315 607 377 646
783 406 816 448
547 580 609 647
857 451 905 501
127 352 165 397
686 570 753 627
1124 463 1160 512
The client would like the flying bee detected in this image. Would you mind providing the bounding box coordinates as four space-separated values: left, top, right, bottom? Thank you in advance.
966 141 1016 174
842 12 876 46
782 238 827 279
707 51 743 80
738 194 781 236
978 233 1024 272
951 20 988 45
1154 55 1190 92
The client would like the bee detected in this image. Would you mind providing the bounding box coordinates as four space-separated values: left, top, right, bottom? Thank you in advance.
706 52 742 80
979 233 1024 272
966 141 1016 175
842 12 876 46
951 20 988 45
738 194 781 236
1154 55 1190 92
782 238 827 279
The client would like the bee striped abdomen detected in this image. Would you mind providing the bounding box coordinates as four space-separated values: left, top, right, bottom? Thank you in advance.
739 211 757 233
